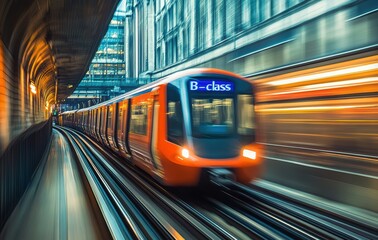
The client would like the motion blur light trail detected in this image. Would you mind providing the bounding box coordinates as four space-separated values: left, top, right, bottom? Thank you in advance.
255 53 378 211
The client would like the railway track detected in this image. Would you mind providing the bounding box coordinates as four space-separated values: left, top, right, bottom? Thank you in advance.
56 126 233 239
208 185 377 240
55 126 378 240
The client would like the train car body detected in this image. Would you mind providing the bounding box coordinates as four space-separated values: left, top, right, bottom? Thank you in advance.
58 109 77 128
60 68 263 186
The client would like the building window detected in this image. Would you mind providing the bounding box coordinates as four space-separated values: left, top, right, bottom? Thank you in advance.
213 0 224 42
272 0 287 16
173 3 177 28
225 0 235 36
74 6 126 100
260 0 272 21
197 0 209 50
241 0 251 28
183 28 189 58
156 47 161 69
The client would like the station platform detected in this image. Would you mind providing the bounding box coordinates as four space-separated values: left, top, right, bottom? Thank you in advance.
0 130 106 239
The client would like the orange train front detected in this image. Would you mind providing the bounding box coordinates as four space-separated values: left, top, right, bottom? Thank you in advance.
59 68 264 186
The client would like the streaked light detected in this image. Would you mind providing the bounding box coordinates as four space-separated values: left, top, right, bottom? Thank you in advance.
30 82 37 94
181 148 189 158
268 77 378 96
258 104 376 113
299 77 378 91
243 149 256 160
268 63 378 86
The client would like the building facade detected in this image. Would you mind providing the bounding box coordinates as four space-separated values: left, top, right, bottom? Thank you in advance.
67 0 377 109
67 0 153 109
125 0 377 79
67 5 127 108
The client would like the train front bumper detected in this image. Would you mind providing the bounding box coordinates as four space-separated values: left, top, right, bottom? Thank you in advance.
161 153 263 186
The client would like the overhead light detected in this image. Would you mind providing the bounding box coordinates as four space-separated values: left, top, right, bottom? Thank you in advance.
68 84 73 88
30 82 37 94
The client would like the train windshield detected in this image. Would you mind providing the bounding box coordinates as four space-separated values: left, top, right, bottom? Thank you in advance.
191 97 235 138
186 77 255 158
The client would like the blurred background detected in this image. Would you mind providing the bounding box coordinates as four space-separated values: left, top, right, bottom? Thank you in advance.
1 0 377 232
65 0 378 211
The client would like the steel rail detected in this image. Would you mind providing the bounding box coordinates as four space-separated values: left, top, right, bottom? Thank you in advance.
230 183 377 240
69 127 241 240
54 126 138 239
63 127 225 239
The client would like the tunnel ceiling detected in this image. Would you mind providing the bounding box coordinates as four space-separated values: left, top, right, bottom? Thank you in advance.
0 0 119 103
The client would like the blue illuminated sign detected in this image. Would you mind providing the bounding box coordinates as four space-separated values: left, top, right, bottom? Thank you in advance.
189 80 234 92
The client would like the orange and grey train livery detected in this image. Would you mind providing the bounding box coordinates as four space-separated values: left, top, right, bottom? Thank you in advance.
59 68 263 186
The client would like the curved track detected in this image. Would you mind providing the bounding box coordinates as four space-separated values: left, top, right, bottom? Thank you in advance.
55 126 378 240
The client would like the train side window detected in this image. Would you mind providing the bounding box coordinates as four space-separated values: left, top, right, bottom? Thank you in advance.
130 102 148 135
167 84 184 145
237 95 255 139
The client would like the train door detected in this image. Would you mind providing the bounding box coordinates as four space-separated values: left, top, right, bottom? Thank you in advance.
89 110 93 135
92 109 96 137
85 111 89 134
112 103 119 151
150 89 163 175
100 106 110 147
107 103 118 152
91 109 96 137
83 111 88 132
117 99 131 158
129 94 153 170
86 111 90 134
96 108 102 142
72 113 75 128
90 109 94 137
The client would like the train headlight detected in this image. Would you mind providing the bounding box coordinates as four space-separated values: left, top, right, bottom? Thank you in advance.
181 148 190 158
243 149 256 160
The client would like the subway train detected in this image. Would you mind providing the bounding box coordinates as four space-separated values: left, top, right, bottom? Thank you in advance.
59 68 263 186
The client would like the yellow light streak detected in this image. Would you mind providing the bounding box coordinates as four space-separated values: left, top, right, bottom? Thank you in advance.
268 63 378 86
267 77 378 95
30 82 37 94
258 104 377 112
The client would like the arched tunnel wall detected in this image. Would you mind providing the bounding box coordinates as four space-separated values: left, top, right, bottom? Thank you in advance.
0 39 52 229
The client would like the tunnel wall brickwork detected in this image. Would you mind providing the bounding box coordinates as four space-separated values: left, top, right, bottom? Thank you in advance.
0 40 52 230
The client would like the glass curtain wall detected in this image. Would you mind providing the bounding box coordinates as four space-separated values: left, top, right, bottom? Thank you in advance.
84 14 126 83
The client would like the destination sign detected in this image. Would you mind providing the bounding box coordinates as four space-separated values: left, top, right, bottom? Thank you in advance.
189 80 234 92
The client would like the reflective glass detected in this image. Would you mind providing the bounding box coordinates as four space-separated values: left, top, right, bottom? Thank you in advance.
191 98 234 137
